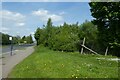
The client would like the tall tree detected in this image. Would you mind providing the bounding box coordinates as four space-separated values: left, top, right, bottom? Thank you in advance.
2 34 10 45
26 35 33 44
29 34 33 44
89 2 120 56
34 28 41 45
45 18 53 47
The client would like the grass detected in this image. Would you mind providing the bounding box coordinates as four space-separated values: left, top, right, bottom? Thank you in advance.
8 45 118 78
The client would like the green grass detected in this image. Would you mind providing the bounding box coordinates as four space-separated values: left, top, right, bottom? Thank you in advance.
8 46 118 78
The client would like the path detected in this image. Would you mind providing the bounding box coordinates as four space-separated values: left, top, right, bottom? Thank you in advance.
0 46 34 78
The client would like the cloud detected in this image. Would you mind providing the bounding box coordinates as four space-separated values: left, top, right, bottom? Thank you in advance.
0 10 26 36
0 27 9 34
16 31 20 34
16 23 25 26
1 10 26 27
33 9 48 16
59 11 66 15
30 32 34 35
32 9 63 22
1 10 25 21
2 27 9 31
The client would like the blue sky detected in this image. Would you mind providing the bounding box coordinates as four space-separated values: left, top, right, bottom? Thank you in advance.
1 2 93 39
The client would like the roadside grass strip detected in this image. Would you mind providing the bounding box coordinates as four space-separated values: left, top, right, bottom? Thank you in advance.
9 46 118 78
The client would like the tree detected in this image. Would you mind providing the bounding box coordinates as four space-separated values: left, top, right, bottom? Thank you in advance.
47 22 79 52
29 35 33 44
15 35 21 44
46 18 52 33
34 18 98 53
2 33 10 45
13 37 18 44
34 28 41 45
79 20 99 53
45 18 53 47
1 33 21 45
21 36 26 43
89 2 120 56
26 35 33 44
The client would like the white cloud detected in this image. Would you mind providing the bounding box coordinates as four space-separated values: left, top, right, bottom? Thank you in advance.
33 9 48 16
2 27 9 31
32 9 63 22
1 10 26 27
1 10 25 21
2 31 8 34
59 11 66 15
16 31 20 34
0 27 9 34
0 10 27 36
30 32 34 35
16 23 25 26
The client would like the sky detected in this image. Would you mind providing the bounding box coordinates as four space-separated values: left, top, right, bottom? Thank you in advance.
1 2 93 40
2 0 91 2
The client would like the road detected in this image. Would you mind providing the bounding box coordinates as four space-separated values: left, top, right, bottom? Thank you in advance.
1 44 35 54
1 46 34 78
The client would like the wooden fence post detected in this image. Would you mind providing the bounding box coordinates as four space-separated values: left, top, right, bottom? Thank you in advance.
81 37 85 54
81 45 99 55
105 47 108 56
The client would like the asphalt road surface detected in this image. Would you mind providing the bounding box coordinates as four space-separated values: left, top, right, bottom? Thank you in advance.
1 46 34 78
1 43 35 54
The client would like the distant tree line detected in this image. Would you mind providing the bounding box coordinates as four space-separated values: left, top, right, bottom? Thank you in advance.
0 32 19 45
20 35 33 44
0 32 33 45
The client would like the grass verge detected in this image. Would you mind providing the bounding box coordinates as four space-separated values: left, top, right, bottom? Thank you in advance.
8 45 118 78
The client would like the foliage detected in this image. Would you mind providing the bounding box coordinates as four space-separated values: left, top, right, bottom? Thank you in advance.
89 2 120 56
1 33 10 45
1 32 33 45
20 36 26 43
49 22 80 52
34 18 99 53
34 28 42 45
0 32 20 45
21 35 34 44
26 35 34 44
44 18 53 47
80 20 98 51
